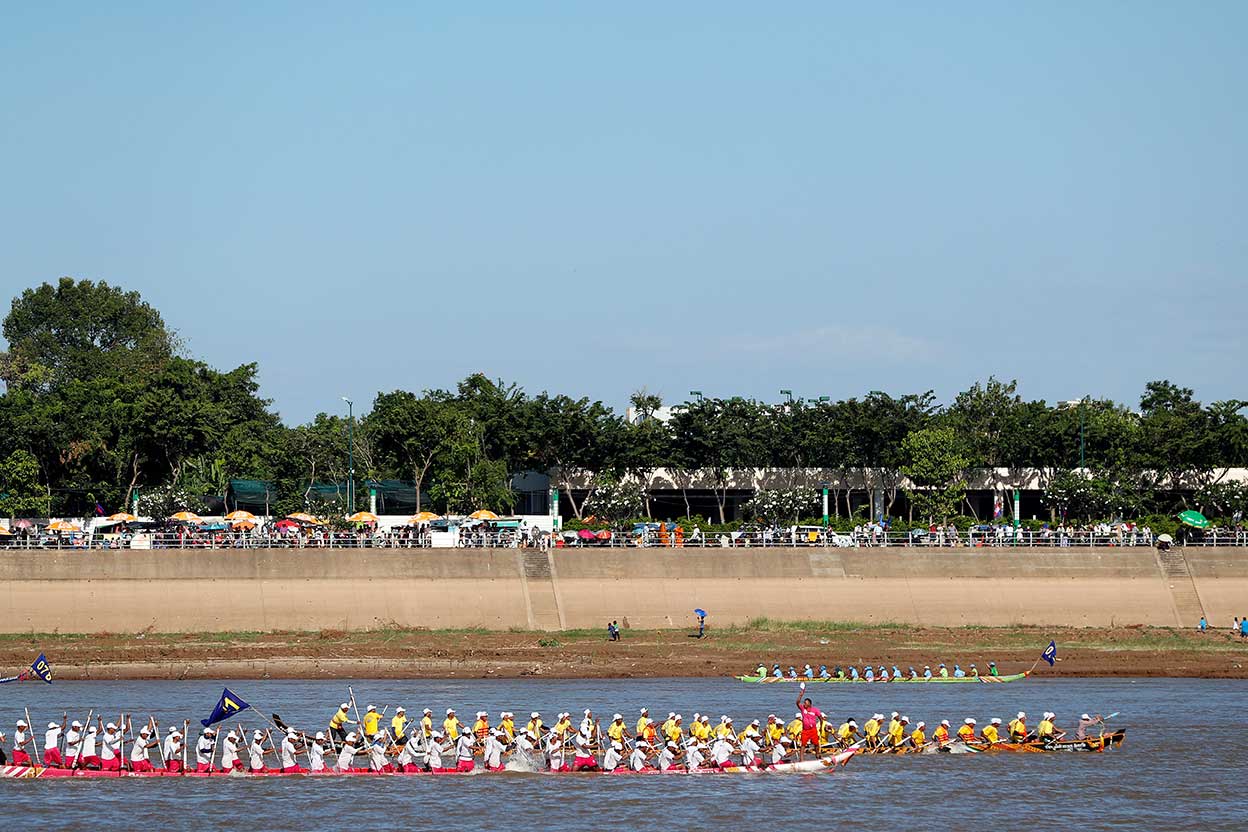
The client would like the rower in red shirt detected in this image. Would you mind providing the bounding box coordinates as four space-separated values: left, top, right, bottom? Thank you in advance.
795 683 823 753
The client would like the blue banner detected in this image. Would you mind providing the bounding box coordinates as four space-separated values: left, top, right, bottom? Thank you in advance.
201 687 251 727
29 653 52 684
1041 640 1057 666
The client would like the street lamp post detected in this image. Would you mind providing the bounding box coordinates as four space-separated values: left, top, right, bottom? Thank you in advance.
342 397 354 512
780 389 794 404
689 390 704 403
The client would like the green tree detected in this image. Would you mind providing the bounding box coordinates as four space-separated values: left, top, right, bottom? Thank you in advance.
369 391 467 512
0 449 47 517
901 426 970 523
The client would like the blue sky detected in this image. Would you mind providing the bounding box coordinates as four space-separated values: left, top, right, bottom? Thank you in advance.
2 3 1244 422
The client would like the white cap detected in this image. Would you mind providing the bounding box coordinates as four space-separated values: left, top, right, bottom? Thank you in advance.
873 714 884 721
640 707 648 713
286 729 297 737
253 730 264 738
725 716 733 723
106 723 116 730
345 732 358 742
635 740 649 748
795 712 802 718
1018 711 1026 719
674 714 682 721
941 720 950 726
666 741 677 749
396 707 405 714
891 712 899 718
140 728 151 737
613 714 622 721
750 719 760 726
168 726 178 734
203 727 214 735
584 709 591 716
693 712 701 720
422 708 432 714
1081 714 1091 720
778 736 791 745
476 711 487 718
965 718 976 725
340 703 350 710
900 716 909 723
667 712 675 718
315 731 325 740
431 730 443 738
849 720 857 727
367 705 377 711
700 715 709 723
71 721 82 728
917 721 926 728
48 722 59 729
991 718 1002 724
16 719 26 726
531 712 540 719
446 708 455 715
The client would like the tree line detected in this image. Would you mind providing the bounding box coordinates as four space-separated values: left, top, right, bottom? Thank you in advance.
1 278 1245 523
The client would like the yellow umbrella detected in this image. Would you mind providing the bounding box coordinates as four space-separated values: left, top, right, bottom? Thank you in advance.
107 512 138 522
407 511 441 524
0 526 12 536
224 510 257 522
468 510 499 520
286 512 323 525
231 520 257 530
47 520 82 532
169 511 202 523
346 511 378 524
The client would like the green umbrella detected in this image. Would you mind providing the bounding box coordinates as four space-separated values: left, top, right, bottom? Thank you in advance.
1178 510 1210 529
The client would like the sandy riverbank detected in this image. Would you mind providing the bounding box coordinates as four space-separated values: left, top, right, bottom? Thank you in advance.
4 623 1245 681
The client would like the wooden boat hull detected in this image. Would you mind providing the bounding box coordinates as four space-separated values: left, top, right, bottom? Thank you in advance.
959 729 1126 754
736 672 1029 684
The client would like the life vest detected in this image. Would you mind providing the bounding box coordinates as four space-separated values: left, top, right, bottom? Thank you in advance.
957 725 975 741
934 726 950 744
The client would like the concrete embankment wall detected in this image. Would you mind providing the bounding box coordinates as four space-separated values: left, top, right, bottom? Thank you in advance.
1 547 1244 633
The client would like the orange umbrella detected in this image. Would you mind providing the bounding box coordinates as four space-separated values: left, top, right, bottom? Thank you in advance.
169 511 202 523
0 526 12 536
407 511 441 524
346 511 378 524
47 520 82 533
231 520 257 530
468 510 499 520
107 512 138 522
286 512 323 525
224 510 257 522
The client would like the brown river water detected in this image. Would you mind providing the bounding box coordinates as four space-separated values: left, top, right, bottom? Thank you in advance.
1 677 1242 831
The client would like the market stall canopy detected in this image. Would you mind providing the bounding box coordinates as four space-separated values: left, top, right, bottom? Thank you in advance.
407 512 441 524
468 510 499 520
346 511 378 524
1178 510 1210 529
169 511 202 523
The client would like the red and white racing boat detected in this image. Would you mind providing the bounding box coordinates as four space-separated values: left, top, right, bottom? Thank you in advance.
0 750 854 779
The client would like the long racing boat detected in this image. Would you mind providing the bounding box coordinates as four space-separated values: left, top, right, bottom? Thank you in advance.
736 672 1029 684
0 750 856 779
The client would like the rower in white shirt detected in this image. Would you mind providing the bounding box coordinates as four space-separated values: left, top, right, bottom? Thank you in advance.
80 725 100 769
194 728 216 773
579 709 595 737
657 740 679 771
739 732 761 768
162 728 183 772
455 730 476 772
99 722 124 772
769 735 793 768
628 740 650 771
130 727 158 772
220 731 242 772
248 730 269 772
395 731 420 772
546 732 566 772
336 732 361 771
280 730 305 773
308 732 327 772
64 721 84 767
685 741 706 770
12 720 32 766
482 729 505 771
602 740 624 771
426 731 445 771
367 735 389 772
44 720 65 767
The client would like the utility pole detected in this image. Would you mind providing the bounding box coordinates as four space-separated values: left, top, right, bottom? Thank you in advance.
342 397 354 513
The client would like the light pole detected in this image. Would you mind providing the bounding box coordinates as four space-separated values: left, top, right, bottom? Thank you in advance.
689 390 704 403
780 389 793 404
342 396 354 512
1060 398 1089 470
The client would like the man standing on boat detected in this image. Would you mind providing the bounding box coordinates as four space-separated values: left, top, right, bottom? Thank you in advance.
795 682 824 754
329 702 354 744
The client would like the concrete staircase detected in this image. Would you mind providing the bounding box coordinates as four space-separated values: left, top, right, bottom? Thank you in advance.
1155 548 1207 627
520 550 565 631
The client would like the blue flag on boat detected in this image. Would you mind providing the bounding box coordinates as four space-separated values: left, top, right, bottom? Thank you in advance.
1041 640 1057 666
28 653 53 684
201 687 251 727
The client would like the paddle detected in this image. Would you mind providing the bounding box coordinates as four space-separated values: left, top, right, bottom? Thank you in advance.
73 709 94 770
23 707 38 767
149 716 167 768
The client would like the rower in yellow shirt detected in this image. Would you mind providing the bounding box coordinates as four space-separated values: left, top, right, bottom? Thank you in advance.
817 715 832 747
362 705 382 739
932 720 951 747
740 719 762 743
664 715 684 744
888 716 908 748
660 713 676 740
526 712 544 740
636 709 652 740
766 715 784 746
717 717 735 739
982 718 1002 744
1007 712 1028 742
863 713 883 748
442 708 461 740
328 702 355 743
472 712 490 741
390 707 408 743
497 712 516 740
1036 712 1060 741
785 712 803 740
886 713 901 742
606 714 628 744
835 719 858 747
957 718 977 742
553 713 572 738
420 708 434 738
909 721 926 748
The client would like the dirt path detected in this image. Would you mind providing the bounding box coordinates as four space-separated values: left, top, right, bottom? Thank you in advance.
3 624 1245 681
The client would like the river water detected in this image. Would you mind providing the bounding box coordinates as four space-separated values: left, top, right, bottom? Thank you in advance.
1 677 1242 831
